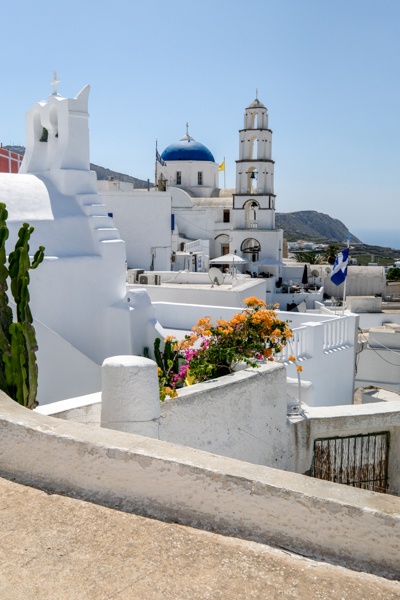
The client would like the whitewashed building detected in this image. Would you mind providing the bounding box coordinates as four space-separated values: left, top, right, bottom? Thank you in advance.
0 80 163 404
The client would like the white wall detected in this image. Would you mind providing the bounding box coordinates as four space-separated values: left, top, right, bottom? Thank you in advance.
323 266 386 299
158 160 218 196
129 279 267 308
161 363 291 468
2 391 399 579
100 189 172 270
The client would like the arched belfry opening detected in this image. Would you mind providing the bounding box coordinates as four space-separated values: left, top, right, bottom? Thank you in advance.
241 238 261 262
244 200 259 228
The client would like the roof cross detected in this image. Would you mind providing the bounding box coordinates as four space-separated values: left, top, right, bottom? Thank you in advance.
51 71 60 95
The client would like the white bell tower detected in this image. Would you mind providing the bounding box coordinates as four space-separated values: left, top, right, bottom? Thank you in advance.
233 96 276 229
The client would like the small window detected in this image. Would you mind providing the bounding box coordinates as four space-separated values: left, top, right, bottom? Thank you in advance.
176 171 181 185
198 171 203 185
223 210 230 223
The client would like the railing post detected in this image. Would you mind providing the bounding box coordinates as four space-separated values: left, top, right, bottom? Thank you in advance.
101 356 161 438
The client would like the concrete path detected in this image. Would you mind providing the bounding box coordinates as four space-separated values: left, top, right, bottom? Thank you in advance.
0 477 399 599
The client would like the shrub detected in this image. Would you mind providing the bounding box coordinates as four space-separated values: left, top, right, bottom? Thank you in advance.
155 297 293 400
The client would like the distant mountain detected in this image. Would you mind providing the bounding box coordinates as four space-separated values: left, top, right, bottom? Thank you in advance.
3 147 151 189
90 164 152 189
0 151 366 245
276 211 361 243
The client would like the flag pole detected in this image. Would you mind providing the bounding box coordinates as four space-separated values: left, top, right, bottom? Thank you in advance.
224 156 226 189
155 139 158 191
342 235 350 315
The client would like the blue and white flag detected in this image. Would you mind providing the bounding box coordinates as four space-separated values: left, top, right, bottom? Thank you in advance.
330 247 349 286
156 150 166 166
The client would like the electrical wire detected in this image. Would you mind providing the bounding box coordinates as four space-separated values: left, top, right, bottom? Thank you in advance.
358 328 400 367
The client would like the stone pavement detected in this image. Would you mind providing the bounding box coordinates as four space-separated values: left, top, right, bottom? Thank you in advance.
0 477 399 599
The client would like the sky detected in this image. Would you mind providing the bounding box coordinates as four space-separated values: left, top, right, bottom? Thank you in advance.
1 0 399 247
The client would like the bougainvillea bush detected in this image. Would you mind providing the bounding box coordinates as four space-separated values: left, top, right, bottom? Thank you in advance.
154 297 293 401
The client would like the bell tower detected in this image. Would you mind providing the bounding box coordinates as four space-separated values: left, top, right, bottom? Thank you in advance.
233 96 276 229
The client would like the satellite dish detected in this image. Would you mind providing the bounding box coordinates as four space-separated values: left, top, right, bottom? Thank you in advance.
208 267 224 286
325 267 332 274
311 269 319 277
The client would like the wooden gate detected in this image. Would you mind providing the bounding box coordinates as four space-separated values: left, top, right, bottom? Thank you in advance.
312 432 390 493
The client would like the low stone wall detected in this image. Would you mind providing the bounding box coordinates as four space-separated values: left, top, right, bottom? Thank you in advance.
1 392 400 579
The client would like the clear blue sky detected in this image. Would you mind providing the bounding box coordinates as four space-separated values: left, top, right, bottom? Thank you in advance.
1 0 399 247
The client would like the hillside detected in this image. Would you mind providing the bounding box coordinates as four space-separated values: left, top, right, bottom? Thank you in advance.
276 210 361 243
90 163 151 188
4 146 151 189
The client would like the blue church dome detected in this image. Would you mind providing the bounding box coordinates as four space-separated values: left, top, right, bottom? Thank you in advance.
161 136 215 163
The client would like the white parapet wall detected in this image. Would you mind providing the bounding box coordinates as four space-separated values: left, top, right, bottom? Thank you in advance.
1 391 399 579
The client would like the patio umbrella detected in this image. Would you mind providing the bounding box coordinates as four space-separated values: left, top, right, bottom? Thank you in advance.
210 254 248 265
302 264 309 285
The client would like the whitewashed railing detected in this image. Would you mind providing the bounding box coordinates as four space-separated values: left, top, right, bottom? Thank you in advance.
280 326 308 361
323 318 349 351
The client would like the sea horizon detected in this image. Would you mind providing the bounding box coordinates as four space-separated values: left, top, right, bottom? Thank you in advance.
352 228 399 252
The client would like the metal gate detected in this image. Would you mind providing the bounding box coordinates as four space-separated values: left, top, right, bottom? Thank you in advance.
312 432 390 493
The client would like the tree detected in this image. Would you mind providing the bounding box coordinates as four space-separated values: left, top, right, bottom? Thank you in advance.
323 244 340 265
386 267 400 281
294 252 322 265
0 203 44 408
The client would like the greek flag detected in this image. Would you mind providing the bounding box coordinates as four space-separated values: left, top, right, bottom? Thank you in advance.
331 248 349 286
156 150 166 166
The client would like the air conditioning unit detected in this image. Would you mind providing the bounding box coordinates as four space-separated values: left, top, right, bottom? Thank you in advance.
126 270 136 284
134 269 144 282
139 274 158 285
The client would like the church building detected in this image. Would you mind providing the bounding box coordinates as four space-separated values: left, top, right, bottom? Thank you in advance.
152 96 284 288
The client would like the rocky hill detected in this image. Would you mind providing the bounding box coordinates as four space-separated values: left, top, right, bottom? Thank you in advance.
3 147 151 189
90 164 151 188
276 210 361 243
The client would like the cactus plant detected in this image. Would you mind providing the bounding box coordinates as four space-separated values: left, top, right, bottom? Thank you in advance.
0 203 44 408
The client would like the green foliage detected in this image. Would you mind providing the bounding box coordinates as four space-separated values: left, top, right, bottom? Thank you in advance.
154 337 182 401
323 244 340 265
294 252 322 264
387 267 400 281
0 203 45 408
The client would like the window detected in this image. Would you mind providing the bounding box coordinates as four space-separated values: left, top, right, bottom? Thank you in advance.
176 171 181 185
198 171 203 185
223 210 230 223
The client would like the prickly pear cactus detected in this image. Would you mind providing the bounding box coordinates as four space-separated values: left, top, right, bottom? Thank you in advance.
0 204 12 393
0 203 44 408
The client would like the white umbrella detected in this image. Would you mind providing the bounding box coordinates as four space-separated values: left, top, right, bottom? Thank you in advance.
210 254 249 265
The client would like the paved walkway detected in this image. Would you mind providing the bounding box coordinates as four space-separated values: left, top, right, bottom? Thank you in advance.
0 477 399 599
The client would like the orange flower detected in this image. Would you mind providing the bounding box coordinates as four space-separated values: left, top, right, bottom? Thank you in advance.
296 365 303 372
288 355 296 362
197 317 212 326
229 313 246 325
216 319 228 327
244 296 266 307
263 348 273 358
164 387 178 398
164 335 176 343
